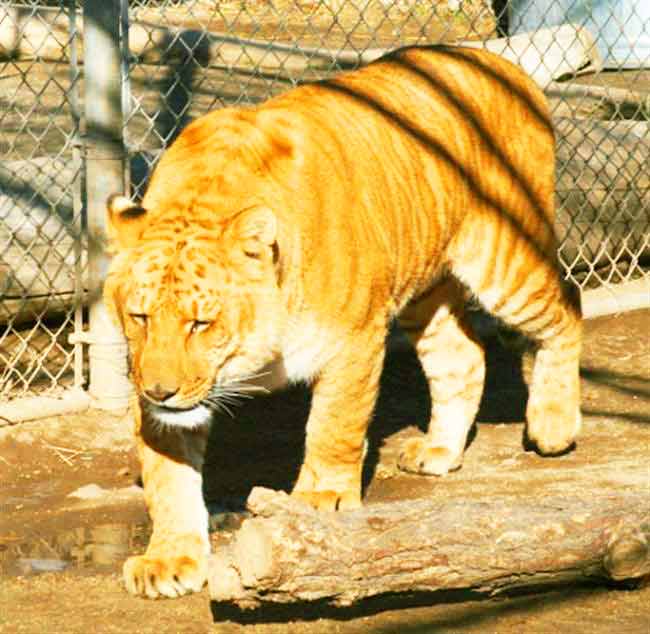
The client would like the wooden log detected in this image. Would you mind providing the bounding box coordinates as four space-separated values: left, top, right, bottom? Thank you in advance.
0 6 601 84
0 7 80 63
462 23 602 88
209 486 650 609
0 388 91 426
554 118 650 282
0 9 647 323
2 133 648 325
0 151 157 325
131 23 601 86
0 6 383 71
547 81 650 119
0 157 84 326
3 116 646 325
582 278 650 318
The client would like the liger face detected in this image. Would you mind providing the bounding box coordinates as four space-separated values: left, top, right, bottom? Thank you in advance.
107 234 282 429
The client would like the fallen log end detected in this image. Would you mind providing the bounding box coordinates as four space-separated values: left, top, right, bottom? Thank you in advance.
209 547 255 607
604 525 650 581
209 488 296 607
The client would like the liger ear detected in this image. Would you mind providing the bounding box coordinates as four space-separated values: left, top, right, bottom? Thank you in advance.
230 207 277 258
106 194 148 251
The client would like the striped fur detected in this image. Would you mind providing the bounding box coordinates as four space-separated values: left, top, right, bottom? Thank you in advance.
104 46 582 598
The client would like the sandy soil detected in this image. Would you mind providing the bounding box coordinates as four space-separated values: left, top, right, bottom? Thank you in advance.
0 309 648 633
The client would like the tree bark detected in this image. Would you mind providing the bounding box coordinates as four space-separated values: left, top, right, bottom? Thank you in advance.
208 486 650 609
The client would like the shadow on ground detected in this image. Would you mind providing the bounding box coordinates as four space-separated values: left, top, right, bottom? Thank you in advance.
202 320 533 508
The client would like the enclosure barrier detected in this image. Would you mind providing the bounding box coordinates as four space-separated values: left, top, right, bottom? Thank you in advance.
81 1 132 411
0 0 648 422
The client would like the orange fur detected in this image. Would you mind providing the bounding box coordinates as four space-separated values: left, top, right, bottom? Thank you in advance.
104 46 582 598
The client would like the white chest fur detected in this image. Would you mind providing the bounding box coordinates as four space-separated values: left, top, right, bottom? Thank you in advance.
273 317 341 386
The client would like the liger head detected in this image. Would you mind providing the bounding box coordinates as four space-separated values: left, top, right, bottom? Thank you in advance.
103 194 281 428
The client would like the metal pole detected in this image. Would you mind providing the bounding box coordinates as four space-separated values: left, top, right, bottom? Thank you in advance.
82 0 132 410
68 0 84 393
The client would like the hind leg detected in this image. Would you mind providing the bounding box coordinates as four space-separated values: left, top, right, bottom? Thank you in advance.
524 298 582 454
451 226 582 455
397 278 485 475
496 284 581 455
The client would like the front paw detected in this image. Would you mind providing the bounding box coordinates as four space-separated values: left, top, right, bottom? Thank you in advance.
291 487 361 511
398 435 463 476
123 534 208 599
291 459 363 511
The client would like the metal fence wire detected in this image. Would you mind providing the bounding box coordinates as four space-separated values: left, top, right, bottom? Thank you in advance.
0 1 84 408
0 0 648 416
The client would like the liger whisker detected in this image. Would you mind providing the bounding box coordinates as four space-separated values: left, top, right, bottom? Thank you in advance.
203 397 236 419
203 370 273 418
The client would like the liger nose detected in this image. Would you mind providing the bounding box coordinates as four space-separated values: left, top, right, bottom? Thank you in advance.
144 384 178 403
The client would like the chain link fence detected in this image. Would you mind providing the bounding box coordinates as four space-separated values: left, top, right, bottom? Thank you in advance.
0 2 85 413
1 0 648 419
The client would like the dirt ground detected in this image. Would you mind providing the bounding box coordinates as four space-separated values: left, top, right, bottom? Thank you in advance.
2 1 648 403
1 4 648 631
0 308 648 633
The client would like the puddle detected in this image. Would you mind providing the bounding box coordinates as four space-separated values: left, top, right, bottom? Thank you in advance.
0 522 152 576
0 502 247 578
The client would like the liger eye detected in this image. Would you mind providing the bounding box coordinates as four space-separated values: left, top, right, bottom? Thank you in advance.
190 320 212 334
130 313 147 327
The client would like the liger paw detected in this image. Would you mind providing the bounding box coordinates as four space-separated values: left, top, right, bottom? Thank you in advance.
291 487 361 511
526 402 581 456
397 436 463 476
123 537 208 599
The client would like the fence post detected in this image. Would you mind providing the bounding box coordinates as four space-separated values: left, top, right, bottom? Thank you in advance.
82 0 132 410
